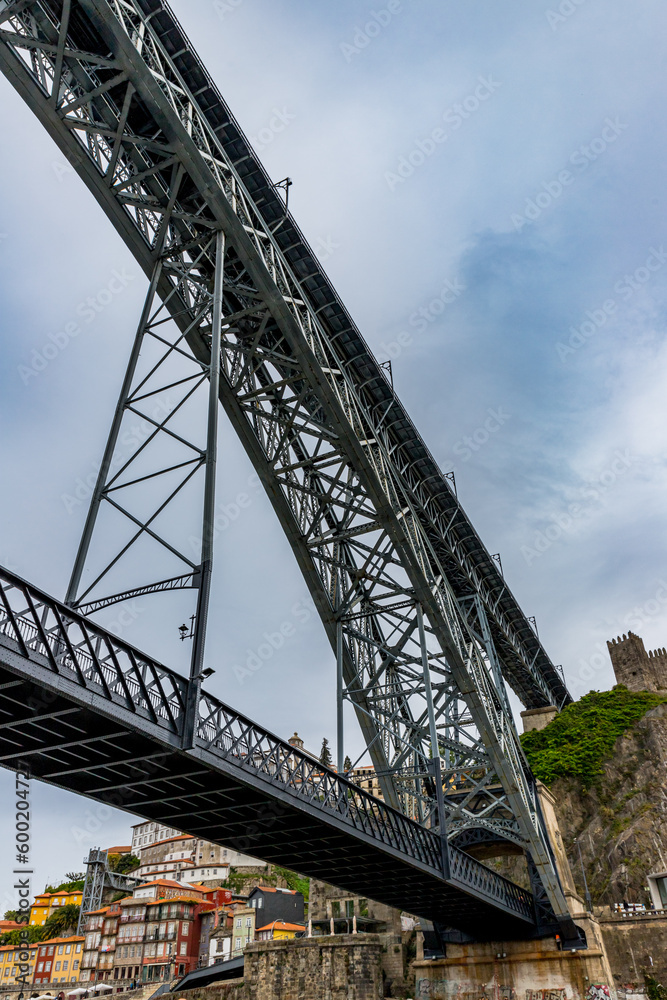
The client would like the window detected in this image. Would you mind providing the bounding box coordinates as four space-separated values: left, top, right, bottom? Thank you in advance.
76 943 82 953
37 963 44 973
47 947 54 956
235 938 241 950
179 944 187 956
40 948 46 958
345 900 354 917
245 918 252 927
235 919 241 928
331 901 340 917
73 961 79 970
63 961 69 971
65 945 71 954
55 962 61 971
257 897 263 908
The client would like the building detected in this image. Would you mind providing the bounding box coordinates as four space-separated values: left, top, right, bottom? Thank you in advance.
133 823 268 876
132 879 206 902
33 936 84 986
0 943 38 987
131 822 181 853
29 888 83 926
80 905 108 983
141 894 214 982
350 764 384 799
255 920 305 941
112 897 146 986
607 631 667 692
185 864 231 887
247 886 304 927
229 906 255 958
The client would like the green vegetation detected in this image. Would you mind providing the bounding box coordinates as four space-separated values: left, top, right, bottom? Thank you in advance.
273 866 310 902
521 686 667 789
3 909 28 925
45 878 84 894
645 975 667 1000
0 904 80 946
319 738 332 768
108 853 140 875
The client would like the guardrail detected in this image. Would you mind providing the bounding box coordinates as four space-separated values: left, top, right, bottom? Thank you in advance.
0 564 535 923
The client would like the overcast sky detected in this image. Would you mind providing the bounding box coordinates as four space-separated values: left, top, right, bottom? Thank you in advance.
1 0 667 909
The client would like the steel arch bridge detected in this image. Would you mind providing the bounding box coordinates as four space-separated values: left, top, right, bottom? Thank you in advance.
0 0 582 947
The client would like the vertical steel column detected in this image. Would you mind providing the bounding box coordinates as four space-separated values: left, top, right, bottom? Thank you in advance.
417 603 449 876
65 260 163 607
336 619 344 772
182 229 225 749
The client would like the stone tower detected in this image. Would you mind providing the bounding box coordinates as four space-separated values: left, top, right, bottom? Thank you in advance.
607 631 667 692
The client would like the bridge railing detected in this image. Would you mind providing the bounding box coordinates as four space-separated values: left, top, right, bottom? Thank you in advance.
0 564 534 921
196 693 445 873
0 566 186 733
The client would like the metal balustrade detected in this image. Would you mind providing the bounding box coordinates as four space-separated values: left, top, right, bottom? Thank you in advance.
0 563 536 926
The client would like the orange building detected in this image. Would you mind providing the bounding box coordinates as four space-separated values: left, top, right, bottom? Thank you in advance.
29 889 83 926
33 936 85 986
0 942 38 986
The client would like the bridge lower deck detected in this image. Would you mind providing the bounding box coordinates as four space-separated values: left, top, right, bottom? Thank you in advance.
0 568 536 940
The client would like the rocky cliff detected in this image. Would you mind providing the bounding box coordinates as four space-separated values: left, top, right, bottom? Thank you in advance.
522 691 667 906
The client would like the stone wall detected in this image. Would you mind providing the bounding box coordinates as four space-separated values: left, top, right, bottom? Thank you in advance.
174 936 383 1000
607 634 667 692
597 911 667 988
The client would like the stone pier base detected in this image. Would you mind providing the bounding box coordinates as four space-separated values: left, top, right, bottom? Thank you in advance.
414 934 616 1000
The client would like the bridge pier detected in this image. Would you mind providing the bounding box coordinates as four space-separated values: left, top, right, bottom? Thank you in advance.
413 931 615 1000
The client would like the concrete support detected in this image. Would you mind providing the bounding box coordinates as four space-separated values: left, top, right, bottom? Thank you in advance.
414 935 616 1000
521 705 559 732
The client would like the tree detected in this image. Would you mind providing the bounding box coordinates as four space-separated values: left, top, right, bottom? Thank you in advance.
343 755 353 773
3 909 28 925
108 853 140 875
319 738 332 768
65 872 85 882
39 904 80 940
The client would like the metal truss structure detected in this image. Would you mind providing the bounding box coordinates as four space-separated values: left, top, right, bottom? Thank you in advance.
78 848 143 933
0 0 581 944
0 565 536 938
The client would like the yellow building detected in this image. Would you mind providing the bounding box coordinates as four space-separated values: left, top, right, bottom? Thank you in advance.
255 920 305 941
29 889 83 926
0 942 38 986
33 936 85 986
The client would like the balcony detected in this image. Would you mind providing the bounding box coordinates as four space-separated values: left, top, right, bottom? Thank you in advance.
145 932 178 942
119 915 145 923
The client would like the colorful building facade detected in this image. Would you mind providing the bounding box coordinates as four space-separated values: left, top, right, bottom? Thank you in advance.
33 936 84 986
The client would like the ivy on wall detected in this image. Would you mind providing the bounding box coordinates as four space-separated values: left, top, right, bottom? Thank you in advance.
521 686 667 789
